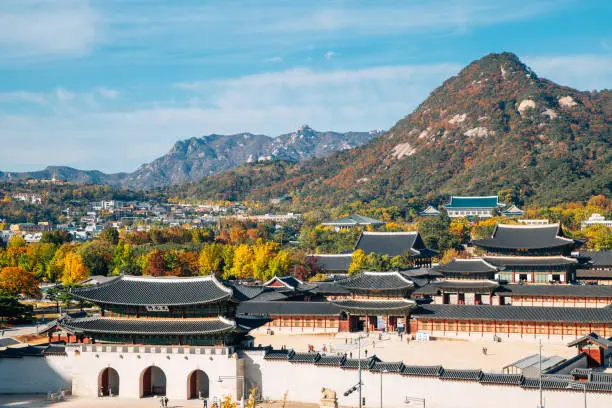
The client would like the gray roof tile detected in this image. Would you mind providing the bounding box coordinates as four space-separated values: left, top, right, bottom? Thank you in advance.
61 316 236 335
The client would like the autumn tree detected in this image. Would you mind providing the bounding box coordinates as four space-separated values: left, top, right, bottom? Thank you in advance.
228 244 254 279
61 252 88 285
8 235 26 249
199 243 224 275
0 267 41 298
99 227 120 245
348 249 367 275
142 250 167 276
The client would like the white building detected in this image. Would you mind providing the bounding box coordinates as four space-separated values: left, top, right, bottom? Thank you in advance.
442 196 505 218
582 213 612 229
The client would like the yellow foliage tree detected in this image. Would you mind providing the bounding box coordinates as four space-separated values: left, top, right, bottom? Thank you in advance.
440 248 460 264
61 251 88 285
199 243 224 275
348 249 367 275
229 244 254 279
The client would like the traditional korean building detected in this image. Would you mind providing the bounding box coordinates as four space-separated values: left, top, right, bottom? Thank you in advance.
410 304 612 339
442 195 504 218
502 205 524 217
419 206 441 217
576 251 612 285
59 275 247 346
472 224 581 283
331 271 418 332
354 231 436 267
306 254 353 274
472 223 577 256
416 259 500 305
321 214 385 230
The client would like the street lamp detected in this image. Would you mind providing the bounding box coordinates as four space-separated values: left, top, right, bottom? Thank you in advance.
379 369 388 408
218 375 246 407
404 396 426 408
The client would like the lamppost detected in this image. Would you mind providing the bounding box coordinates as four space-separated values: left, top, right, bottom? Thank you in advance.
567 382 587 408
218 375 246 407
379 369 388 408
404 396 426 407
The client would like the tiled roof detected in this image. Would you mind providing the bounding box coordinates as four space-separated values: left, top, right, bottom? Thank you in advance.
580 251 612 267
576 269 612 279
433 258 498 274
236 301 341 316
420 206 441 215
332 299 417 314
230 283 265 301
263 276 303 290
61 316 237 335
299 282 351 295
480 373 524 385
0 338 20 348
402 365 442 377
289 352 321 364
443 196 500 209
355 231 427 257
341 356 380 370
484 255 577 266
338 271 414 291
521 378 571 390
412 304 612 323
321 214 385 227
315 355 346 366
307 254 353 272
370 361 405 373
497 284 612 298
440 369 482 381
71 275 232 306
567 332 612 349
502 205 523 215
434 280 499 292
473 224 574 250
263 349 294 360
0 344 64 358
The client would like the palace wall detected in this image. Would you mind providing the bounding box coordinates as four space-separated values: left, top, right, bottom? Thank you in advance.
68 345 241 400
0 355 71 394
241 350 611 408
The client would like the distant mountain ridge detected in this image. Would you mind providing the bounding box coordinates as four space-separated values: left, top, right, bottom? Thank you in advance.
177 52 611 207
0 126 381 189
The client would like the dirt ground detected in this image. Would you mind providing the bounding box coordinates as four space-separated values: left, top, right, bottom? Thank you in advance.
252 332 578 372
0 395 319 408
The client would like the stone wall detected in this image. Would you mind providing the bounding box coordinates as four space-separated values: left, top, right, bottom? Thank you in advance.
241 350 611 408
0 355 71 394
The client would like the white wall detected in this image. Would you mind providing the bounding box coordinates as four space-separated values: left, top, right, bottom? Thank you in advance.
69 346 240 400
242 350 611 408
0 355 71 394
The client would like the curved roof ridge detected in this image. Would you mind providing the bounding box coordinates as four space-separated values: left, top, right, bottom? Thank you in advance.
362 231 418 235
362 270 414 283
451 195 498 199
497 223 559 229
120 274 233 294
484 255 576 261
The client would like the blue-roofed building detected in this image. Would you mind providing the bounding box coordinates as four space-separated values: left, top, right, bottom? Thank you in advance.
502 205 524 217
442 195 504 218
419 205 441 216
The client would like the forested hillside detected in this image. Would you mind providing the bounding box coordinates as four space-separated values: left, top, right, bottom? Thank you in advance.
176 53 611 209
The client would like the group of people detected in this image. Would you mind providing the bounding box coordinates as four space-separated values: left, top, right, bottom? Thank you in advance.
159 396 169 407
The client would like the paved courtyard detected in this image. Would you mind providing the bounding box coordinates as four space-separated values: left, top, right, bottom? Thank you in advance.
252 332 578 372
0 395 320 408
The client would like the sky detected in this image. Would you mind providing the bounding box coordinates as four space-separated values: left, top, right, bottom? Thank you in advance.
0 0 610 173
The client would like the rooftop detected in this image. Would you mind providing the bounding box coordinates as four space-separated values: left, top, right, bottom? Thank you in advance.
338 271 415 291
70 275 233 306
443 196 502 209
472 224 575 251
354 231 429 257
484 255 577 267
433 258 498 275
61 316 237 336
321 214 385 227
306 254 353 272
412 304 612 323
497 284 612 298
237 301 341 316
331 299 417 314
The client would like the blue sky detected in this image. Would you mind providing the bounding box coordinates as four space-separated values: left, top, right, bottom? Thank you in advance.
0 0 610 173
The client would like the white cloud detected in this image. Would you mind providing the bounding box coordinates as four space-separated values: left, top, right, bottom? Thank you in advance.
98 88 119 99
324 51 335 60
54 88 76 103
0 63 461 172
0 0 101 61
524 55 612 90
0 91 46 104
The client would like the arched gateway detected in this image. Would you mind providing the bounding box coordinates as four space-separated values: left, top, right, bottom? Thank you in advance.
140 366 167 397
98 367 119 396
187 369 210 399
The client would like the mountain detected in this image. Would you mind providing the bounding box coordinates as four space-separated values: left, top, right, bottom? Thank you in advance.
178 52 611 207
0 126 380 189
0 166 127 186
121 126 381 189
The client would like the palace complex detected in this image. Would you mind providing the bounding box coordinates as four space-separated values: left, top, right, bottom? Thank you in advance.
1 222 611 406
